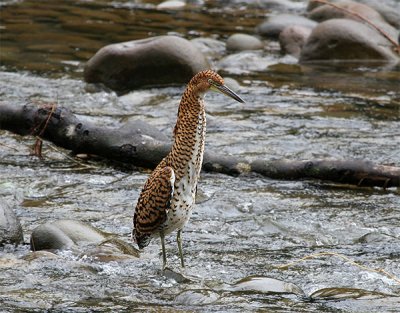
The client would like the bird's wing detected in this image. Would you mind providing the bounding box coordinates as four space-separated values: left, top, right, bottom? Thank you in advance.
134 166 175 234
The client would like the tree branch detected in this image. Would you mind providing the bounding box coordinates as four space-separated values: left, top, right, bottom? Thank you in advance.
0 102 398 188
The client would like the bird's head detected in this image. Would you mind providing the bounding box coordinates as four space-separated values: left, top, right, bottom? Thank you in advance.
189 70 245 103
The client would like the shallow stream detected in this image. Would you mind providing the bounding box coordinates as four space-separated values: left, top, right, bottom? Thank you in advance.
0 1 399 312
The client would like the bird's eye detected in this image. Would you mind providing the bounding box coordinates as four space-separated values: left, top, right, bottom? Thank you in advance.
207 79 213 84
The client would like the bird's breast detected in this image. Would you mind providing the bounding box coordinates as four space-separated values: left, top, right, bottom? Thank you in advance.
163 110 206 233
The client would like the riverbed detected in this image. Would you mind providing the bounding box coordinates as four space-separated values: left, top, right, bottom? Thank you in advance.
0 0 399 312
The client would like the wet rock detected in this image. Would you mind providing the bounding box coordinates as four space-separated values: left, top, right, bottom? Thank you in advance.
230 276 305 295
279 25 312 58
84 36 209 93
163 267 192 283
307 0 385 24
226 33 263 52
175 289 219 305
157 0 186 10
98 237 140 257
256 14 317 39
306 0 399 44
30 219 107 251
310 287 395 300
354 231 394 243
0 202 24 246
299 19 400 63
30 220 140 261
358 0 400 28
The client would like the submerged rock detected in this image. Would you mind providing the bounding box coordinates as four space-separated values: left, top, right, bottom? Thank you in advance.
230 276 305 295
310 287 396 300
0 202 24 246
299 19 400 63
84 35 209 93
175 289 219 305
30 219 107 251
226 33 263 52
256 14 317 39
30 219 140 261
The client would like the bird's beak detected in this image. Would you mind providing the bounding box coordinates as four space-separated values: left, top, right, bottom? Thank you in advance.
211 82 245 103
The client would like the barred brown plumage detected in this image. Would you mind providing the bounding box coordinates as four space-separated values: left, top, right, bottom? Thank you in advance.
132 70 244 269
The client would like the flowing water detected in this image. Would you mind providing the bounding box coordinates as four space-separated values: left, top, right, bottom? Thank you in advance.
0 0 399 312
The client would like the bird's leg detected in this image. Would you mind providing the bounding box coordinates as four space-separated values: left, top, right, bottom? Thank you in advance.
160 231 167 270
177 229 185 268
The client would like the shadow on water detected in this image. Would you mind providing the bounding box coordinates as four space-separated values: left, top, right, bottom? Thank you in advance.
0 0 400 312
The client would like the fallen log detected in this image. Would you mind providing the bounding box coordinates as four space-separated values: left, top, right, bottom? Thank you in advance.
0 102 398 188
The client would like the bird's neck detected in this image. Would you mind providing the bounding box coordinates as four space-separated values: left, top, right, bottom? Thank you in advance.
167 93 206 183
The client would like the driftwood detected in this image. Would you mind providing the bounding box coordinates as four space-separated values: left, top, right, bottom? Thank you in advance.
0 102 398 188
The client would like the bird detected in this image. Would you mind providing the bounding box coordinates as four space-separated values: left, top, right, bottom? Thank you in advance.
132 70 244 269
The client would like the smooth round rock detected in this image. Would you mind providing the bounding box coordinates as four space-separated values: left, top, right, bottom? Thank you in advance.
84 35 209 93
231 276 305 295
299 19 400 63
0 202 24 246
157 0 186 10
307 0 386 24
256 14 317 39
226 33 263 51
307 0 400 28
30 219 107 251
279 25 312 58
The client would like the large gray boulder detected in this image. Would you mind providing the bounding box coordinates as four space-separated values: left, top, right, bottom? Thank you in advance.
84 35 209 93
299 19 400 63
0 202 24 246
